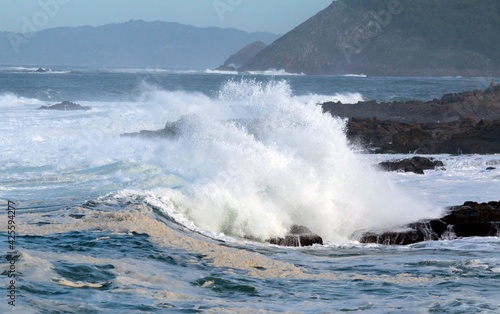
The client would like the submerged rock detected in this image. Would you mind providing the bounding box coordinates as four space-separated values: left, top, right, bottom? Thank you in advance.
39 101 91 111
378 156 444 174
357 201 500 245
267 225 323 247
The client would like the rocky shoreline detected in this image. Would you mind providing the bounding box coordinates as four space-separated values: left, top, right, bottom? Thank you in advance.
119 85 500 247
357 201 500 245
323 83 500 154
264 201 500 247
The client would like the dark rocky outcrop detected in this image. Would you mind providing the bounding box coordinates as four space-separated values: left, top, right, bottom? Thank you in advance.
35 67 47 73
323 83 500 123
267 225 323 247
378 156 444 174
239 0 500 76
346 116 500 154
39 101 91 111
358 201 500 245
322 83 500 154
121 117 188 139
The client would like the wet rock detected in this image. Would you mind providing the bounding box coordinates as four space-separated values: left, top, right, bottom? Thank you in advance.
357 220 446 245
345 117 500 154
323 84 500 154
121 116 189 139
323 83 500 123
486 167 496 171
378 156 444 174
35 67 47 73
39 101 91 111
267 225 323 247
357 201 500 245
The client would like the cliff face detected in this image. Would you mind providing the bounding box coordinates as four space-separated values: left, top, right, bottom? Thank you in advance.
216 41 268 71
239 0 500 76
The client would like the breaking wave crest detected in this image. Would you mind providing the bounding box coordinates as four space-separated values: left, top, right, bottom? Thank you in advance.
134 79 437 242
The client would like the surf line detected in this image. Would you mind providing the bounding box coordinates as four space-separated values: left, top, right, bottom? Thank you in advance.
6 200 17 307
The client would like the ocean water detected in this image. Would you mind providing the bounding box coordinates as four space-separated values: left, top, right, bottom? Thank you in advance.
0 67 499 313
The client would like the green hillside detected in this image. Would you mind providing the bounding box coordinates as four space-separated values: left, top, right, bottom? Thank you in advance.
240 0 500 76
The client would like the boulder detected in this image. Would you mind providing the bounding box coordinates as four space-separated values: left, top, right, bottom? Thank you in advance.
357 201 500 245
121 116 188 139
378 156 444 174
39 101 91 111
267 225 323 247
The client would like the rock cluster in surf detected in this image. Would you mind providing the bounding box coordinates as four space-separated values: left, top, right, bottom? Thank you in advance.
357 201 500 245
120 116 189 139
39 101 91 111
267 225 323 247
378 156 444 174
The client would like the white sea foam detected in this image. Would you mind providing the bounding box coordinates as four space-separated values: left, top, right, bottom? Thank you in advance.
0 93 44 107
0 67 71 74
133 80 438 242
245 69 305 76
342 74 368 78
294 92 364 105
204 69 239 75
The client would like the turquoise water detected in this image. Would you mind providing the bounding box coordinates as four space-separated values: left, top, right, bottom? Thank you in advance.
1 68 499 313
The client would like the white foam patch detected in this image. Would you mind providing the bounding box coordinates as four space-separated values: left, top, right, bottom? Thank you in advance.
53 278 104 289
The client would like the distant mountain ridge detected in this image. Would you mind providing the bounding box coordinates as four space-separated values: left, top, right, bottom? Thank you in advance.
237 0 500 76
0 20 279 69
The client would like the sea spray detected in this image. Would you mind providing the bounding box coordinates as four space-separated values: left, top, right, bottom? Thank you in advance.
0 78 439 242
143 79 439 242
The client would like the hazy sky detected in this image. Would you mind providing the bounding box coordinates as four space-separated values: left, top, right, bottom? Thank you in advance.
0 0 332 34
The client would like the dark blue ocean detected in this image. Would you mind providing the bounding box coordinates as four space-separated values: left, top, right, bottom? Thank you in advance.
1 66 499 313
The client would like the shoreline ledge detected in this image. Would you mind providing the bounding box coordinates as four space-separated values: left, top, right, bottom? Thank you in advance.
356 201 500 245
322 83 500 154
